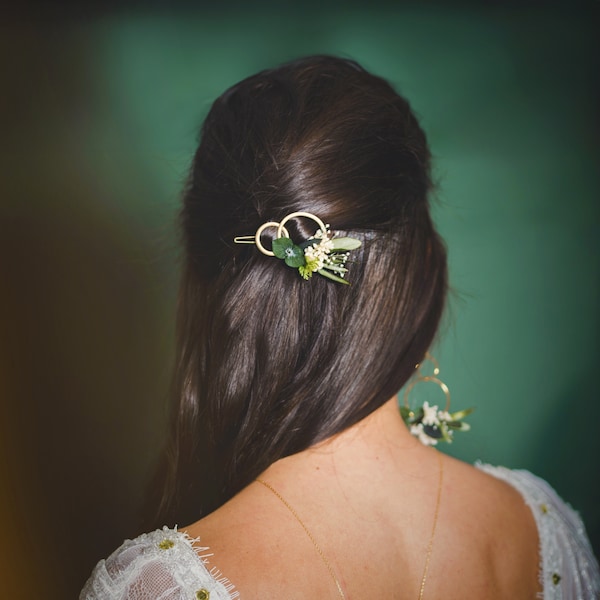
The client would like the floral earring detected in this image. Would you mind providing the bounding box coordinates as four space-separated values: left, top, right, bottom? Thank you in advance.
400 353 472 446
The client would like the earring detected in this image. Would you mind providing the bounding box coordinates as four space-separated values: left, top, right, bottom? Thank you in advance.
400 353 472 446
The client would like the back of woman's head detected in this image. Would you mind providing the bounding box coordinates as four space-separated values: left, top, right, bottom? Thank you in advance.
159 55 447 524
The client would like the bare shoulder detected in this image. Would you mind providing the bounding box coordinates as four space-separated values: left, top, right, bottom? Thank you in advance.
443 454 533 508
181 456 541 599
441 455 540 546
433 455 540 598
181 484 324 600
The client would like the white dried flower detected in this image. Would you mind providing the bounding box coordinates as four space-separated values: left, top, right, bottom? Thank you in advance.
421 401 441 427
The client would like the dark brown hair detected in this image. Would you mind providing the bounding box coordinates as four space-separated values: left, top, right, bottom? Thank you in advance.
156 55 447 526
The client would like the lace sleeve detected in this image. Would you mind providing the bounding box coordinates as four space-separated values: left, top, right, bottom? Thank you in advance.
477 463 600 600
80 527 238 600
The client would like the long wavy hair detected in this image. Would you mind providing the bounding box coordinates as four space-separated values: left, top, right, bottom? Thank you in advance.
153 55 447 526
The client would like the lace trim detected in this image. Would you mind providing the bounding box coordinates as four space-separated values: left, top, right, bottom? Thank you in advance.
80 526 239 599
175 526 240 599
476 463 600 600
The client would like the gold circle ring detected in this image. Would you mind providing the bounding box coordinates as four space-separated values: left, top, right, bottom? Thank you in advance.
254 221 290 256
403 375 451 412
277 211 327 239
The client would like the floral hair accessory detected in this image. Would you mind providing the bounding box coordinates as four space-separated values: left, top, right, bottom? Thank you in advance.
233 211 362 284
400 353 473 446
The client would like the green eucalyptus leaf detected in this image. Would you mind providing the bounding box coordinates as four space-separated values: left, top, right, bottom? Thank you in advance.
399 406 413 422
272 237 294 259
285 246 306 267
317 268 350 285
299 239 319 250
331 237 362 251
272 238 305 267
449 407 474 421
449 421 471 431
322 262 347 273
438 422 453 443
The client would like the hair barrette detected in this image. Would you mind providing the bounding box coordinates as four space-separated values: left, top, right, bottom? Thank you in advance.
234 211 362 284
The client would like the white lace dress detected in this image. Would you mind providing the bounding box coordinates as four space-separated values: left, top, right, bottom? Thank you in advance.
80 527 238 600
80 465 600 599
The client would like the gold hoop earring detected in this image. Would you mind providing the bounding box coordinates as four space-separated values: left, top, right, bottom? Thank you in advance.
400 353 472 446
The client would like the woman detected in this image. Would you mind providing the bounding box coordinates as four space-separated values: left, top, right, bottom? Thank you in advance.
81 56 599 599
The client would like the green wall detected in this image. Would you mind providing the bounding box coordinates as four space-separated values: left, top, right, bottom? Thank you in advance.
2 4 597 597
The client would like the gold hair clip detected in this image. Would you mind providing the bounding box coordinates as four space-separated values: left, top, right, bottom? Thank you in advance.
234 211 361 284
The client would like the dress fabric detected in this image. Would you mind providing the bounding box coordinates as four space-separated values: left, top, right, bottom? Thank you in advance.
80 527 238 600
477 464 600 600
80 465 600 600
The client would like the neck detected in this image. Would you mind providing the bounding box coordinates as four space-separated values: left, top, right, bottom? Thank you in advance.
259 396 432 500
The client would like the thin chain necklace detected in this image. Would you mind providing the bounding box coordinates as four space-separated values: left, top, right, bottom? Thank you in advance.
418 450 444 600
256 478 346 599
257 451 444 600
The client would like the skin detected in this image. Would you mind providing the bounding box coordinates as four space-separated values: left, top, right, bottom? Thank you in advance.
183 397 541 599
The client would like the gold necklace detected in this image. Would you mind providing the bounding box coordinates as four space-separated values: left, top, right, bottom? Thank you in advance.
256 478 346 599
257 452 444 600
418 450 444 600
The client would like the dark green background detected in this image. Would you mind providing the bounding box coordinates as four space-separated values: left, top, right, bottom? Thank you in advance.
2 3 598 597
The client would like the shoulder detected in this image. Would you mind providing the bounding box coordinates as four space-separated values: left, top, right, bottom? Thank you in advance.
80 527 238 600
182 482 342 599
475 462 591 542
476 463 600 598
439 455 541 550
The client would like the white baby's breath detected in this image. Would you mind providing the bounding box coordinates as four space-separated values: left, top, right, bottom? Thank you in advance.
421 401 441 427
437 410 451 422
303 228 337 274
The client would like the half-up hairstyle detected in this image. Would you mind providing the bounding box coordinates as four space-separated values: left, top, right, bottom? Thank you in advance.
155 55 447 526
